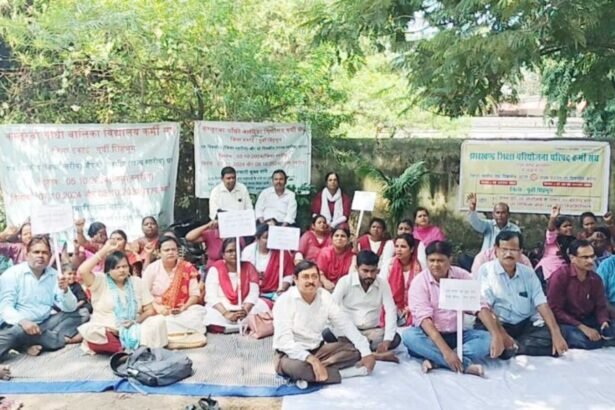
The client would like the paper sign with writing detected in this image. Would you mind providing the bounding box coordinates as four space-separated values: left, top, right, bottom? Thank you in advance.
438 279 481 311
351 191 377 212
267 226 300 251
218 209 256 238
31 204 74 235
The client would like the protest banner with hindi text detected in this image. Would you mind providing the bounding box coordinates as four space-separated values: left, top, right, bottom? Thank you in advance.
0 123 180 239
459 140 610 215
194 121 311 198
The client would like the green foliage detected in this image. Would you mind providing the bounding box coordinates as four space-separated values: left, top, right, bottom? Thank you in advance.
308 0 615 135
358 160 428 228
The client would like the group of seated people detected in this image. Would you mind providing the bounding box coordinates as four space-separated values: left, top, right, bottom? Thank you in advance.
1 166 615 387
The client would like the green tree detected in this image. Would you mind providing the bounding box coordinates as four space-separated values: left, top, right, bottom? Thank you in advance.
308 0 615 135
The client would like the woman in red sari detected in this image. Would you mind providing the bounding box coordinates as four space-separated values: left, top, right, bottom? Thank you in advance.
295 214 331 263
142 236 206 337
357 217 388 257
204 239 270 331
241 224 294 304
412 207 445 246
383 233 422 326
316 226 355 291
311 172 352 228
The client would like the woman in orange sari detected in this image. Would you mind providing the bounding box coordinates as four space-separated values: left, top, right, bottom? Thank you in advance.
142 236 206 337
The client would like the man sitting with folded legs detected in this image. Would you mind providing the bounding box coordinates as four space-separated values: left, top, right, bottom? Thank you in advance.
273 260 376 386
477 231 568 358
324 250 400 362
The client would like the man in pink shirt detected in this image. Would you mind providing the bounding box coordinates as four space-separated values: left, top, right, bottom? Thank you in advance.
401 241 503 376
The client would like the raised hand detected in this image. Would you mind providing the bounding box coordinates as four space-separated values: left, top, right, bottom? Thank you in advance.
467 193 477 212
550 205 560 220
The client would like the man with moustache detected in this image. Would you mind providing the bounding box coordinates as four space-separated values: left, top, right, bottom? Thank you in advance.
467 193 520 252
273 260 376 386
477 231 568 358
0 235 86 362
255 169 297 226
326 251 400 362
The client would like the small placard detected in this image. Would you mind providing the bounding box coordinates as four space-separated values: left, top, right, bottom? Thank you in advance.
268 226 300 251
218 209 257 238
438 279 481 311
31 204 74 235
351 191 377 211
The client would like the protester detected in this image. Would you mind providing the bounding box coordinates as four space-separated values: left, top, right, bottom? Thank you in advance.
0 222 31 265
130 216 160 271
185 217 227 269
402 241 503 376
548 240 615 349
477 231 568 358
0 235 87 360
382 234 422 327
255 169 297 226
142 236 207 337
295 214 331 263
535 205 574 282
589 227 612 267
311 172 351 228
203 239 270 332
273 260 376 386
75 219 107 252
471 245 533 279
77 240 167 354
577 212 598 240
412 207 446 246
597 254 615 320
61 263 92 315
467 193 520 251
357 217 388 257
380 219 427 269
316 226 356 291
329 251 400 362
208 166 253 220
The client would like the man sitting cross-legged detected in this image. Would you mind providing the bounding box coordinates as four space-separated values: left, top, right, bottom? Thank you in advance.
273 260 376 386
0 235 88 360
477 231 568 358
324 250 401 363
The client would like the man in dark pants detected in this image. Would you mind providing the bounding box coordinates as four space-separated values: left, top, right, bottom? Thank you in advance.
476 231 568 358
0 235 88 360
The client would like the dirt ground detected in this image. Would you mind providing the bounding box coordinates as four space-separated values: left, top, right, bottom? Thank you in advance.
6 394 282 410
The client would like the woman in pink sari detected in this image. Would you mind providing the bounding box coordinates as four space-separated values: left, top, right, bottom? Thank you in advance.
295 214 331 263
412 207 445 246
316 226 355 291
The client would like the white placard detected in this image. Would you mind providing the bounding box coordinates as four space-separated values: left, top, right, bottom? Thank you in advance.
31 204 74 235
438 279 481 311
267 226 300 251
351 191 377 211
218 209 257 238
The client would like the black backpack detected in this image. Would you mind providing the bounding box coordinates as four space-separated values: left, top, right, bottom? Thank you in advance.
110 347 193 387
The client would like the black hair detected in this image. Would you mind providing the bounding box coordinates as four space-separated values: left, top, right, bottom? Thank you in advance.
18 222 31 236
104 251 128 273
255 223 269 239
142 216 158 226
27 235 51 252
398 219 414 229
294 259 319 277
331 225 351 238
594 226 612 240
110 229 128 242
425 240 453 258
158 235 181 250
568 239 593 256
311 214 327 225
220 237 237 259
356 250 379 267
555 216 574 229
580 212 597 228
61 262 75 273
494 231 524 249
87 222 106 238
369 217 386 231
272 169 287 181
414 207 430 219
221 166 236 178
324 172 340 186
394 233 416 250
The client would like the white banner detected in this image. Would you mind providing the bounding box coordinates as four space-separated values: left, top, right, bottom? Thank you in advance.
194 121 311 198
0 123 180 239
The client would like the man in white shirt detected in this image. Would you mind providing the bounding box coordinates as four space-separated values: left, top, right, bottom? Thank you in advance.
327 251 400 362
273 260 376 385
255 169 297 226
208 166 253 220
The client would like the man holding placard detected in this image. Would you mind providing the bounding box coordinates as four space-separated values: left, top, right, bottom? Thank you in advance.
255 169 297 226
477 231 568 358
402 241 503 376
0 236 85 360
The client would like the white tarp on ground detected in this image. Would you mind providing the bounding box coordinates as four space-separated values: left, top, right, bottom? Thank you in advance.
283 348 615 410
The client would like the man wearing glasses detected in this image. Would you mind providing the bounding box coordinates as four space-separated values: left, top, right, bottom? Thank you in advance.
476 231 568 359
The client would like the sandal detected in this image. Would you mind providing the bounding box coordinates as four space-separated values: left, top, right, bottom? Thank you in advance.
198 395 220 410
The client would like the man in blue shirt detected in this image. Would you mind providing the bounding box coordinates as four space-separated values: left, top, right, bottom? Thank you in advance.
467 193 521 252
0 235 88 360
477 231 567 358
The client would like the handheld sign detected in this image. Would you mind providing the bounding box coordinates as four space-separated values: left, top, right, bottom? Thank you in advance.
268 226 300 291
439 278 481 364
31 204 74 279
351 191 377 237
